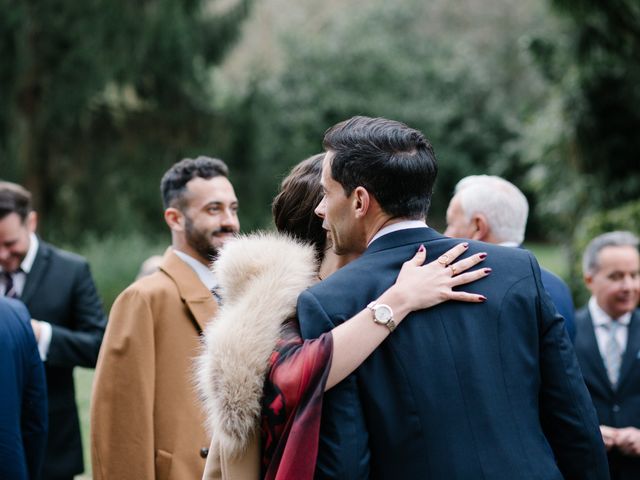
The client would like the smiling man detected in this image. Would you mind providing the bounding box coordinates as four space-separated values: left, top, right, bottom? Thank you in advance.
91 157 240 480
574 231 640 480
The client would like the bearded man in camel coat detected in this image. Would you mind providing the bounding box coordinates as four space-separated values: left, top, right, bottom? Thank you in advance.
91 157 240 479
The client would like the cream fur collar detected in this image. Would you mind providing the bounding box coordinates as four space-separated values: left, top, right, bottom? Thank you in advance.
195 232 317 456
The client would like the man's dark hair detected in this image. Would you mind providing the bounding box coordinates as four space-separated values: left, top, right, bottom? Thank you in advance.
273 154 326 259
160 156 229 210
323 116 438 219
0 181 33 221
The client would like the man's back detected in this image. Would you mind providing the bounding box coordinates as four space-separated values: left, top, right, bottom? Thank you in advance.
0 298 48 480
299 228 608 479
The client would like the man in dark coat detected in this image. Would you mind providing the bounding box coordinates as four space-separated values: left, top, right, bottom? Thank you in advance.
0 181 106 479
298 116 608 479
0 297 48 480
574 231 640 480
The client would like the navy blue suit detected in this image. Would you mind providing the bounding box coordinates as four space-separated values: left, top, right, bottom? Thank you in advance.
0 297 48 480
574 307 640 480
299 228 608 479
540 266 576 340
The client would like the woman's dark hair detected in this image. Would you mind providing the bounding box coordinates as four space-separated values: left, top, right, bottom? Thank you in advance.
272 154 326 258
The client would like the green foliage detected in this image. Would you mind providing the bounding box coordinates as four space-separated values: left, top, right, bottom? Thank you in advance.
517 0 640 239
0 0 252 242
66 232 167 311
569 199 640 306
225 0 551 231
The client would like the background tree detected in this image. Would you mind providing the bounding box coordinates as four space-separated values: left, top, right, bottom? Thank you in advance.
220 0 554 231
0 0 251 241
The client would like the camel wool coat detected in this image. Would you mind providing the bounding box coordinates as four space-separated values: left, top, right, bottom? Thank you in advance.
91 249 218 480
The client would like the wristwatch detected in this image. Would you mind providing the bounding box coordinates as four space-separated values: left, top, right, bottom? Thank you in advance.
367 301 396 332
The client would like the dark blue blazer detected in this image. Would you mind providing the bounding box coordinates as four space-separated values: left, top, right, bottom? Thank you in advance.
298 228 608 480
540 266 576 340
0 297 48 480
22 241 106 479
574 307 640 480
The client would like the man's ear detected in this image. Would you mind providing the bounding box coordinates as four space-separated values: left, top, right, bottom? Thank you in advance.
352 186 371 219
26 211 38 233
471 214 490 241
164 207 185 232
584 272 594 292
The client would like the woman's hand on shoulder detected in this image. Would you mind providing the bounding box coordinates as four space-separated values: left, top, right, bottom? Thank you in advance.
392 242 490 312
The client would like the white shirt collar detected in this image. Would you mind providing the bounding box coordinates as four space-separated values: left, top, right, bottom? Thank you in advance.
589 296 632 327
173 249 218 291
368 220 428 246
21 233 39 274
498 241 519 248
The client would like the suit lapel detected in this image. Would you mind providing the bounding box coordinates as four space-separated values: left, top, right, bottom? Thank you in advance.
617 309 640 390
21 241 50 305
578 309 613 395
160 249 218 334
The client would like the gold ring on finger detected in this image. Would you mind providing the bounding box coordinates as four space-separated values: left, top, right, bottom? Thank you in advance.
450 264 457 276
438 254 450 266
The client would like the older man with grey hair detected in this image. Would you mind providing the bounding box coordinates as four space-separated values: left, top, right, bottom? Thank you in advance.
445 174 576 338
574 230 640 480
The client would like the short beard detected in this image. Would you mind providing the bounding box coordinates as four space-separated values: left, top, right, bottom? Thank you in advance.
184 214 219 262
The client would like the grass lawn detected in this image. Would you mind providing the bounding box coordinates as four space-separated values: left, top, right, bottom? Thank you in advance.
75 367 94 479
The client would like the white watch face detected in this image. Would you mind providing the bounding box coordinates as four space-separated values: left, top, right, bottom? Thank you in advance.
374 305 393 324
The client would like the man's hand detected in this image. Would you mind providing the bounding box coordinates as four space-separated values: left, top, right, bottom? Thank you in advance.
600 425 619 450
30 319 42 341
616 427 640 456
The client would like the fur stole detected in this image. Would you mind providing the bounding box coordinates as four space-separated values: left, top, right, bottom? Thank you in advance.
195 232 318 457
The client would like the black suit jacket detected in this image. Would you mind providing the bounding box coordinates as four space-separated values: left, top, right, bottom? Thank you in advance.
575 307 640 480
299 228 608 480
22 240 106 479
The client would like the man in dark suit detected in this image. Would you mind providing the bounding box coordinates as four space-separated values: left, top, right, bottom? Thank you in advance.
574 231 640 480
0 181 106 480
0 297 48 480
444 174 576 339
298 116 608 479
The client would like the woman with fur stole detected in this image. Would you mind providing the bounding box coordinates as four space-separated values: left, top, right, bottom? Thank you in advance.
197 154 489 480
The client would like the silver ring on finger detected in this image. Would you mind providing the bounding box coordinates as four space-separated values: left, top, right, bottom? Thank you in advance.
450 264 457 276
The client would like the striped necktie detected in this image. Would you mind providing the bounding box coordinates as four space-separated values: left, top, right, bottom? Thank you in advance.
3 271 19 299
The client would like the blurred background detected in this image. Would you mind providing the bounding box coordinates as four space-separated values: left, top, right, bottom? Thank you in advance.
2 0 639 476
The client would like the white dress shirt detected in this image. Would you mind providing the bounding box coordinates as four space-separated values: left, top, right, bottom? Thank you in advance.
173 249 218 291
589 296 632 360
0 234 52 360
368 220 429 246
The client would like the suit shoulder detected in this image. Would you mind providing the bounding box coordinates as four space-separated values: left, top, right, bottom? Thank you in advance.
43 241 89 267
116 270 177 303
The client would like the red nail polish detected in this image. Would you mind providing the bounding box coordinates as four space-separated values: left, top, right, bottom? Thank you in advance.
479 295 487 302
462 242 469 248
418 244 425 252
484 268 492 274
479 253 487 259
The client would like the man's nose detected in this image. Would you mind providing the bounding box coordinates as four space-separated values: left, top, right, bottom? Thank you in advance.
220 208 239 230
315 197 326 219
